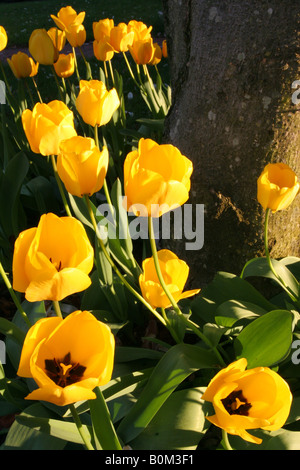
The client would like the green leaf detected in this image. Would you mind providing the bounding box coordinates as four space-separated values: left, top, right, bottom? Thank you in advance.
2 404 67 450
117 343 218 443
234 309 293 368
241 257 300 299
215 300 266 327
191 272 275 324
89 387 122 450
0 151 29 239
265 430 300 450
0 317 26 345
130 387 210 450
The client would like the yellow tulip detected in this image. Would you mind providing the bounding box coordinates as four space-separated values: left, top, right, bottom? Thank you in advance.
51 6 85 32
201 358 293 445
128 37 155 65
29 29 57 65
127 20 152 41
7 52 39 79
109 23 134 52
47 27 66 52
66 23 86 48
257 162 300 212
76 79 120 127
139 249 200 309
93 39 114 62
124 138 193 217
93 18 114 42
22 100 77 156
57 136 109 197
12 213 94 302
162 39 168 58
54 53 75 78
0 26 8 52
149 43 162 66
17 310 115 406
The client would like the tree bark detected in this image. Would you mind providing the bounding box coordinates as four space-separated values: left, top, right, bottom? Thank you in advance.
162 0 300 287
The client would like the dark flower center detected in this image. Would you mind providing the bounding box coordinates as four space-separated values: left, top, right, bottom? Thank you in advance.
44 352 86 388
221 389 252 416
49 257 62 271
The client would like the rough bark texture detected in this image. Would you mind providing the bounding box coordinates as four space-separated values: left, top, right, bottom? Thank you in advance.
162 0 300 287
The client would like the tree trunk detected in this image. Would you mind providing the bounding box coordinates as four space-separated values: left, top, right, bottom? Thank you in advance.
162 0 300 287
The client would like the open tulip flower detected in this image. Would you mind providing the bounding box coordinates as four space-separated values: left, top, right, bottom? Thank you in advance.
201 358 293 445
17 310 115 406
7 52 39 79
139 249 200 309
51 6 85 33
22 100 77 156
75 79 120 127
57 136 109 197
257 162 300 212
12 213 94 302
124 138 193 217
0 26 8 51
109 22 135 53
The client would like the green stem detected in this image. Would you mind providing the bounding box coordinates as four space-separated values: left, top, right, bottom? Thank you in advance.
0 261 32 328
72 47 81 84
51 65 64 102
52 300 63 318
264 208 298 302
108 59 115 87
83 195 167 328
50 155 72 217
122 52 140 88
69 404 94 450
91 387 123 450
222 429 233 450
31 77 42 103
148 216 226 365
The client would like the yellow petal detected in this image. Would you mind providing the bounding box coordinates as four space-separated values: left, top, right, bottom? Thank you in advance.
17 317 62 378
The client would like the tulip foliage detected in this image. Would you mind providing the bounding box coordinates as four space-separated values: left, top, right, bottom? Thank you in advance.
1 5 300 453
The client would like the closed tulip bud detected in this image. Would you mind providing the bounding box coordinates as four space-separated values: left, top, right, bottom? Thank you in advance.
0 26 8 52
47 27 66 52
54 53 75 78
66 23 86 48
129 37 155 65
124 138 193 217
12 213 94 302
22 100 77 156
139 249 200 309
201 358 293 444
76 79 120 127
17 310 115 406
93 39 114 62
57 136 109 197
51 6 85 32
257 162 300 212
7 52 39 79
93 18 114 42
149 43 162 65
109 23 134 52
162 39 168 58
29 28 56 65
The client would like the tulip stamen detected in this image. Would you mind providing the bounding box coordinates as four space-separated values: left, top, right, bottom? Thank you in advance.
49 257 62 272
221 390 252 416
44 352 86 388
